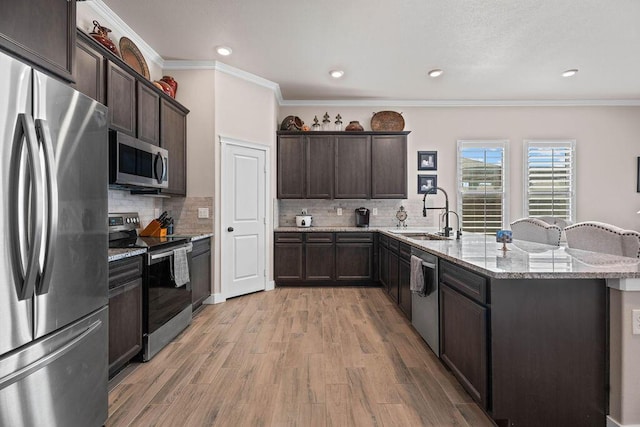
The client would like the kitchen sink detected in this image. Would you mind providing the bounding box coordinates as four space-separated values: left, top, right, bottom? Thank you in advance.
390 231 452 241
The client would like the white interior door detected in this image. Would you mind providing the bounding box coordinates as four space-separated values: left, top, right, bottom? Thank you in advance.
222 141 267 298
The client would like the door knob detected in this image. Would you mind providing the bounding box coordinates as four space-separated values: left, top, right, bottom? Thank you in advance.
227 227 234 232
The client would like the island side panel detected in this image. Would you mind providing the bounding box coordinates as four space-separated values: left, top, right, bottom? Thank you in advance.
490 278 607 427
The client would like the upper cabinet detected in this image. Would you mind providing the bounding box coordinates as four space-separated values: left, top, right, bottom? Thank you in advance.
0 0 75 82
107 61 137 136
137 82 160 145
160 98 188 196
277 131 409 200
73 37 104 103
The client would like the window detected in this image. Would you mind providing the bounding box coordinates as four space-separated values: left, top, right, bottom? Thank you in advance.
524 141 575 221
457 141 507 234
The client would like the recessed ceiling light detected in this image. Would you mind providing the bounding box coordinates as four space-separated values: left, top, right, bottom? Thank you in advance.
216 46 233 56
428 69 443 78
329 70 344 79
562 69 578 77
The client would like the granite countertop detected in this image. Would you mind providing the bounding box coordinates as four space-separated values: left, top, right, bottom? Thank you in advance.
275 226 640 279
170 233 214 242
108 248 147 263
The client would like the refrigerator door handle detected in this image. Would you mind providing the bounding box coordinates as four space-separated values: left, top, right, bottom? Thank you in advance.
9 113 45 301
0 319 102 392
34 119 58 295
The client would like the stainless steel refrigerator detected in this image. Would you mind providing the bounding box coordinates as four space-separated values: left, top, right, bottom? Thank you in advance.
0 51 109 426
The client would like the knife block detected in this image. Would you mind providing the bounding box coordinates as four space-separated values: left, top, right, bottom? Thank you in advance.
139 220 167 237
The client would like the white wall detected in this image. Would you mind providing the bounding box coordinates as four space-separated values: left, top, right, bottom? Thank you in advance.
280 106 640 231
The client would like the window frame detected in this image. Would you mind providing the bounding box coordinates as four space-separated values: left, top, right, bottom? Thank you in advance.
456 140 509 234
523 140 576 222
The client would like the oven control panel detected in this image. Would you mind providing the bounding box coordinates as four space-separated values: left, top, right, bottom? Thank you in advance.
108 212 141 231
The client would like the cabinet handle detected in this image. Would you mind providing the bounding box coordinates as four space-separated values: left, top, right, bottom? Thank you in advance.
227 227 234 232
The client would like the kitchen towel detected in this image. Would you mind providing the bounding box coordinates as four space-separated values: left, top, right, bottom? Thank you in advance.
410 255 425 295
172 247 190 287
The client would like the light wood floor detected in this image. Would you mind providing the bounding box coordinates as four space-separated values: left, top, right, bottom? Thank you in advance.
107 287 494 427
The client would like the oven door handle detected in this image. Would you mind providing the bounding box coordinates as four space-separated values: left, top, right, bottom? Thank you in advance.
148 243 193 263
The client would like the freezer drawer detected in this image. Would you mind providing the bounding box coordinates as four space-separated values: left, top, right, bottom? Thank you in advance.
0 306 108 427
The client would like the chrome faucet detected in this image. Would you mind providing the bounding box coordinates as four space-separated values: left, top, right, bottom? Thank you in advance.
423 187 461 238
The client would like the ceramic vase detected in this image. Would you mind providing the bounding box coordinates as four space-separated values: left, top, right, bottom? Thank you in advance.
160 76 178 97
345 120 364 131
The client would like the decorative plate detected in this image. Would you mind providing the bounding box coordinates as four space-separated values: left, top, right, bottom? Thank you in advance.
371 111 404 131
119 37 150 79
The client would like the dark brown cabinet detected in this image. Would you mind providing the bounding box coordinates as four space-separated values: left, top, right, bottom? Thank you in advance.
107 61 136 136
398 247 412 318
387 250 399 303
305 233 334 281
160 98 188 195
378 235 389 291
137 82 160 145
191 238 212 311
277 135 333 199
334 135 371 199
108 256 143 378
335 233 374 281
439 261 488 409
73 35 104 103
0 0 75 82
274 232 375 285
277 131 408 200
371 135 407 198
382 236 411 318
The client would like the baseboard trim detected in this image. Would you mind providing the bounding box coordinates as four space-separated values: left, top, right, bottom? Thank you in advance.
607 415 640 427
203 293 226 304
266 280 275 291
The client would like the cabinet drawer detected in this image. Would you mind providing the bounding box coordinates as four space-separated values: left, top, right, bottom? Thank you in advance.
336 232 373 243
388 237 400 252
379 234 389 247
439 260 487 304
306 233 334 243
108 256 143 289
275 232 304 243
192 238 211 257
399 243 412 260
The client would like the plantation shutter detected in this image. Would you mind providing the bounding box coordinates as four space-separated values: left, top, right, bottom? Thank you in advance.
525 141 575 221
457 142 507 234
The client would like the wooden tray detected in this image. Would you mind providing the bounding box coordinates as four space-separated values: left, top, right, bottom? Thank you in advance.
371 111 404 131
119 37 150 79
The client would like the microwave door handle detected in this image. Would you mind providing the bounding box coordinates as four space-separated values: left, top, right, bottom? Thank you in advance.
153 152 165 184
34 119 58 295
9 114 45 300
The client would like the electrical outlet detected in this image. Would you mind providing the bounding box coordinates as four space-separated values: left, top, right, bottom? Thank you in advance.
372 208 378 216
337 208 343 216
154 208 160 218
198 208 209 219
633 309 640 335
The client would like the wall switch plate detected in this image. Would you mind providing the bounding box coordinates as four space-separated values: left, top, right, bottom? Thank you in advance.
372 208 378 216
633 309 640 335
198 208 209 219
154 208 160 218
337 208 343 216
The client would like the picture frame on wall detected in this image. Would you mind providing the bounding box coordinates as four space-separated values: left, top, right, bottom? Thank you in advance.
418 174 438 194
418 151 437 170
637 157 640 192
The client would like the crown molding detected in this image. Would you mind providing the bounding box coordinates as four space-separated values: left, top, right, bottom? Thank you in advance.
163 60 284 104
82 0 165 69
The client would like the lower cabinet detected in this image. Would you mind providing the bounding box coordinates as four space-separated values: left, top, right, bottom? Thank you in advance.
108 256 143 379
274 232 375 285
439 260 488 409
378 236 389 292
382 235 411 319
398 255 412 318
191 238 211 310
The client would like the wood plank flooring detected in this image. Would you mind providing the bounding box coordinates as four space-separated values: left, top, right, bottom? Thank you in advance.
107 287 494 427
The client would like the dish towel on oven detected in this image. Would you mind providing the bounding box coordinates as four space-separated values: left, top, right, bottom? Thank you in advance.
410 255 425 295
172 247 190 287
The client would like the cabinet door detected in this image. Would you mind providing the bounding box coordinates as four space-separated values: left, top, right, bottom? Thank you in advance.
379 244 389 290
73 37 104 103
274 243 304 282
277 135 305 198
137 82 160 145
160 98 187 195
305 243 335 281
108 278 142 378
398 258 411 319
107 61 136 136
388 250 399 302
336 243 373 281
371 135 407 198
335 135 371 199
191 241 211 310
0 0 75 82
306 135 334 198
440 284 488 408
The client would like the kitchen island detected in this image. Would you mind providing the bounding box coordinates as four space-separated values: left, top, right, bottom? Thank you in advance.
275 227 640 427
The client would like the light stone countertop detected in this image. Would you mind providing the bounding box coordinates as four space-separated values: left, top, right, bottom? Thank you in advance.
275 226 640 279
170 233 214 242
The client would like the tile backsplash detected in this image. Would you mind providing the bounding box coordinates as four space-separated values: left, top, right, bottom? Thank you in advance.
278 199 439 228
108 190 162 226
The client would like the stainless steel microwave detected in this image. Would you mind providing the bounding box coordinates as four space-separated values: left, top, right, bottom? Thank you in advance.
109 130 169 189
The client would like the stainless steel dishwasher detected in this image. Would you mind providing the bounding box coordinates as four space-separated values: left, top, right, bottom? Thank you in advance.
411 247 439 356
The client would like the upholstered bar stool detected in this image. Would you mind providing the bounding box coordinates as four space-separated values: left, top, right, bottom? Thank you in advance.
564 222 640 258
510 218 562 246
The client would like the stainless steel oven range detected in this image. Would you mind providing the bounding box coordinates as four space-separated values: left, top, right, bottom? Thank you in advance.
108 212 192 361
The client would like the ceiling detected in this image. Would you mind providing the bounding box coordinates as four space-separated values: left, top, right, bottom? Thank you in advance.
100 0 640 102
